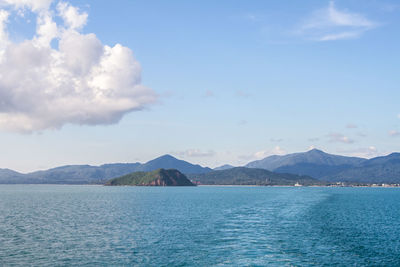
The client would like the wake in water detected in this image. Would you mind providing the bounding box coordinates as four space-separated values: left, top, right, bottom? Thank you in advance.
0 186 399 266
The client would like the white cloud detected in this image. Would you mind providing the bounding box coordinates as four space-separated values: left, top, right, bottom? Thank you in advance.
398 114 400 119
338 146 379 158
298 1 377 41
327 132 354 144
0 0 52 12
0 1 156 132
57 2 87 30
253 150 268 159
308 145 316 151
35 11 58 47
254 146 286 159
389 130 400 137
238 146 287 162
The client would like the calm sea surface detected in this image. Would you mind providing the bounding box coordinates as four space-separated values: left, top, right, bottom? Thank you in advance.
0 185 399 266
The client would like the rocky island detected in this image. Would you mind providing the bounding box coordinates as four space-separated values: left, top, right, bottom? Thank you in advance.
105 168 196 186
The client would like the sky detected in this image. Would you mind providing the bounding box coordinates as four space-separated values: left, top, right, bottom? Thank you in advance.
0 0 399 172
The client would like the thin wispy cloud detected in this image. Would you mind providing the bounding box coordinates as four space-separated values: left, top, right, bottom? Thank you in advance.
174 149 215 158
243 13 258 22
357 132 367 137
238 120 248 126
203 90 215 98
346 123 358 129
298 1 378 41
327 132 354 144
238 146 286 161
389 130 400 137
380 3 400 13
235 90 251 98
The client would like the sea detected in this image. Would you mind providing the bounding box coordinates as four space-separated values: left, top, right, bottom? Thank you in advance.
0 185 399 266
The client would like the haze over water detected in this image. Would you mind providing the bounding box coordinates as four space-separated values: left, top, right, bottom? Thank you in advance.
1 185 399 266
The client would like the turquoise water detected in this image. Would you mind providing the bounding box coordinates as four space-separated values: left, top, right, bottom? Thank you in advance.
0 186 400 266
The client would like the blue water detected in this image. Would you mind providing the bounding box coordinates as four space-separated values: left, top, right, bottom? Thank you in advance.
0 186 399 266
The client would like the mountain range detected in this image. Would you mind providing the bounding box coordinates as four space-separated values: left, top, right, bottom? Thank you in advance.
187 167 322 186
1 149 400 184
246 149 365 170
246 149 365 179
245 149 400 184
0 155 211 184
327 153 400 183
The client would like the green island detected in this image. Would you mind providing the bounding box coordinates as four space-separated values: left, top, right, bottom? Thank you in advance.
106 168 195 186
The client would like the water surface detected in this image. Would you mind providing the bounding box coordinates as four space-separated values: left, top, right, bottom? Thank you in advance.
0 185 399 266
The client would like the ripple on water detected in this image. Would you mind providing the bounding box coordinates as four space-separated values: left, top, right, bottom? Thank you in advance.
0 185 400 266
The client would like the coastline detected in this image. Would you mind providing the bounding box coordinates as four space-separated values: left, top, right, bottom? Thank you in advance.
0 183 399 188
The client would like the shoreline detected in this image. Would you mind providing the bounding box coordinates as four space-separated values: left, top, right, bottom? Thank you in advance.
197 184 400 188
0 184 399 188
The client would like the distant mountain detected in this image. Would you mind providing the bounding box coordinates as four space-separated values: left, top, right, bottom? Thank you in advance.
246 149 366 179
0 155 211 184
245 149 400 183
106 169 195 186
2 150 400 185
136 154 212 174
214 164 235 171
25 163 142 184
328 153 400 184
246 149 365 170
0 169 24 183
188 167 323 186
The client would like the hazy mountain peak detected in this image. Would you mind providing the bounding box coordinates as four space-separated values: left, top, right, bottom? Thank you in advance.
245 149 367 178
307 148 325 154
138 154 212 174
152 154 177 160
214 164 235 171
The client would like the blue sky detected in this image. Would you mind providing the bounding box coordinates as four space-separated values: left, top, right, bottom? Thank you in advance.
0 0 399 172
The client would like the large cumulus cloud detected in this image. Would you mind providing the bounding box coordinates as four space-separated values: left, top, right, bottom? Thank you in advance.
0 0 156 132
